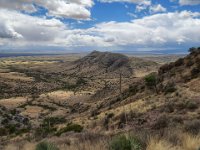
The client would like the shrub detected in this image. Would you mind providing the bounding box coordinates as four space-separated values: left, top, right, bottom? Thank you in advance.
175 58 184 67
109 135 142 150
118 113 127 129
35 126 57 139
16 127 31 135
42 117 66 127
186 59 194 67
36 141 59 150
164 103 174 113
191 67 200 78
6 124 17 134
186 101 198 110
56 123 83 136
184 120 200 135
76 77 87 85
153 115 168 130
145 74 158 93
0 127 8 136
164 82 176 94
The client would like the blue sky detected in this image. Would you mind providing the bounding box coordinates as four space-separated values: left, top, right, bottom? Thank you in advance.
0 0 200 54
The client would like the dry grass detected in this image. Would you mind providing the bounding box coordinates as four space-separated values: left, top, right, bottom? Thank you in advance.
0 72 34 81
0 97 27 108
147 138 178 150
147 133 200 150
181 134 200 150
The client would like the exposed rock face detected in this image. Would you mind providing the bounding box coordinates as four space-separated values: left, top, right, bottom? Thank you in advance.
73 51 133 77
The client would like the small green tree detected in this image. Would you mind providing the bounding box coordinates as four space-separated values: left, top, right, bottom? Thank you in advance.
145 74 158 93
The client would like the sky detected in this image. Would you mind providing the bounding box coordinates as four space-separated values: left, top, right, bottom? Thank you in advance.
0 0 200 54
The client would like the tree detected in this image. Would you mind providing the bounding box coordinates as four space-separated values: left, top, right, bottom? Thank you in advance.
145 74 158 93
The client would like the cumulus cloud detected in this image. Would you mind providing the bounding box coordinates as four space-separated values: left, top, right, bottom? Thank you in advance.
0 9 200 52
179 0 200 5
92 11 200 48
150 4 167 13
98 0 150 4
0 0 93 20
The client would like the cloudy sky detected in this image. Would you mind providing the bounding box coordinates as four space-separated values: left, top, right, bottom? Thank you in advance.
0 0 200 53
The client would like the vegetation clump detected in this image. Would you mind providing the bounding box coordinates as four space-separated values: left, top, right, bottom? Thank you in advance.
109 135 142 150
145 73 158 93
56 123 83 136
36 141 59 150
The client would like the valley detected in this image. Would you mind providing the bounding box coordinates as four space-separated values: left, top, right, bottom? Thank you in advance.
0 49 199 150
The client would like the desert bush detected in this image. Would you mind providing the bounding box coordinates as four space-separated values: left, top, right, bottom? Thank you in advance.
159 63 174 74
185 59 194 67
118 113 127 129
128 84 139 96
42 117 66 127
15 127 31 135
35 126 57 139
0 127 8 136
191 67 200 78
145 74 158 93
164 103 174 113
163 82 176 94
103 116 110 130
56 123 83 136
76 77 87 86
6 124 17 134
171 115 183 124
103 113 115 130
109 135 142 150
186 101 198 110
184 120 200 135
152 115 168 130
36 141 59 150
174 58 184 67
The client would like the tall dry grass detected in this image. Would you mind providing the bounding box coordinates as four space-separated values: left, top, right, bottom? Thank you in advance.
2 132 200 150
147 133 200 150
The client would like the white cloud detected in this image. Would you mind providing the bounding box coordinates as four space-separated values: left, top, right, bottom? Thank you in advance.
135 0 151 12
0 0 93 20
98 0 150 4
0 9 200 52
127 12 137 18
136 5 148 12
150 4 167 13
179 0 200 5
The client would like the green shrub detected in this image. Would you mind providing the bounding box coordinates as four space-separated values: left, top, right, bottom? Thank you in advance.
35 141 59 150
144 74 158 93
109 135 142 150
145 74 157 87
56 123 83 136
